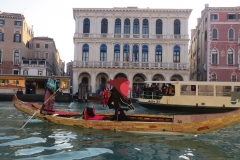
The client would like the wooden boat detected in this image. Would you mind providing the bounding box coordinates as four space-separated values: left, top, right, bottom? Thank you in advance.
13 94 240 134
138 81 240 113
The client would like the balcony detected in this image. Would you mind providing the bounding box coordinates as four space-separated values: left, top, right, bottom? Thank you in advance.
74 33 189 40
21 59 52 68
73 61 189 70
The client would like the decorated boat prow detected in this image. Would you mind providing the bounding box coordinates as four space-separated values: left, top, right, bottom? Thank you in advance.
13 94 240 134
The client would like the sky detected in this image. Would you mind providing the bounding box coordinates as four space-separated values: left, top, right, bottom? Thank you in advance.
1 0 240 65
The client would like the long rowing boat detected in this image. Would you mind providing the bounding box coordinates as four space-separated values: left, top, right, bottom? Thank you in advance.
13 94 240 134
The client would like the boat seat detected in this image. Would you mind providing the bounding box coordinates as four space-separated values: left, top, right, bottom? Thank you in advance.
84 107 105 120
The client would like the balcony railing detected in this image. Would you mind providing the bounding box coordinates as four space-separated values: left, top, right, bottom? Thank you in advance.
74 33 189 39
21 59 52 68
73 61 189 70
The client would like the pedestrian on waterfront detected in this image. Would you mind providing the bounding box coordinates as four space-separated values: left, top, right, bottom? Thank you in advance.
41 75 57 113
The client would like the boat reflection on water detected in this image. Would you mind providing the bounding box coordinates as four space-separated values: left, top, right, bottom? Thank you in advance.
0 121 239 160
0 101 240 159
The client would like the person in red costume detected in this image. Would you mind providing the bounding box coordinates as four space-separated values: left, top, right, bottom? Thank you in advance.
107 78 135 121
101 88 110 107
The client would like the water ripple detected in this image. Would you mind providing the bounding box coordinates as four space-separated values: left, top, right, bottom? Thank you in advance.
16 148 113 160
0 137 46 147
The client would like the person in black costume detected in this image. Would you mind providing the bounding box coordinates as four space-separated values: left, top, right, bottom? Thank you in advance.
107 78 135 121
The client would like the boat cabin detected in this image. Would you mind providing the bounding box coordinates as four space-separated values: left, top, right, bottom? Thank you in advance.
141 81 240 99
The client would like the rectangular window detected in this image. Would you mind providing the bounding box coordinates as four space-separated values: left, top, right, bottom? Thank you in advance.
0 49 2 63
0 32 3 41
0 19 4 25
36 43 40 48
45 53 48 59
211 14 218 20
14 34 21 42
14 51 20 65
45 44 48 48
238 14 240 19
38 71 42 76
13 70 19 75
227 14 236 20
15 21 22 26
216 86 231 96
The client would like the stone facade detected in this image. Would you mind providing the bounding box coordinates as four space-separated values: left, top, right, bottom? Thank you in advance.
0 12 33 74
72 7 192 94
189 4 240 81
0 11 64 76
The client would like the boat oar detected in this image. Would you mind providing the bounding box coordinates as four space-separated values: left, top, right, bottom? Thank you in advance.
21 88 60 129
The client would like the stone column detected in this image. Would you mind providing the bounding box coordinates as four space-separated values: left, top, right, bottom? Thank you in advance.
120 43 123 62
72 70 78 94
139 44 142 65
74 42 78 60
130 17 133 37
129 43 132 61
91 72 96 94
121 17 124 35
139 17 142 36
127 72 133 98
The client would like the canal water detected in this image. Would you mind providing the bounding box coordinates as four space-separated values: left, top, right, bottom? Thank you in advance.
0 100 240 160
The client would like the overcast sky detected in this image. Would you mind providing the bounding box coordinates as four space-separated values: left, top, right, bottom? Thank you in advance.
1 0 239 65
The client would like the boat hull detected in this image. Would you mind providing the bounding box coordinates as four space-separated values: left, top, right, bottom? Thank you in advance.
138 101 237 113
13 94 240 134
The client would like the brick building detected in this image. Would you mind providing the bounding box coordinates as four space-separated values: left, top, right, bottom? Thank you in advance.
189 4 240 81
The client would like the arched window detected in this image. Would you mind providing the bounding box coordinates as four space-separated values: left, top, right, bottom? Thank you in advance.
123 44 130 61
211 48 218 64
142 19 149 34
228 48 234 64
83 18 90 33
114 44 120 62
155 45 162 62
174 19 180 35
124 18 130 34
101 19 108 34
82 44 89 61
14 50 20 64
132 44 139 62
212 28 218 39
211 72 217 81
100 44 107 61
173 45 180 63
231 73 237 82
229 28 234 39
142 45 148 62
14 31 21 42
133 19 139 34
0 29 4 41
114 18 121 34
156 19 162 34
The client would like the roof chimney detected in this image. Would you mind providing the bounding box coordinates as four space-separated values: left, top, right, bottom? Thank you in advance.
205 4 209 8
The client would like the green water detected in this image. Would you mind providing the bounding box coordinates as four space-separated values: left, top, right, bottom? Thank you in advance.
0 101 240 160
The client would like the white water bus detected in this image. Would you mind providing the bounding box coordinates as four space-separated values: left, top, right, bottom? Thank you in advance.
137 81 240 113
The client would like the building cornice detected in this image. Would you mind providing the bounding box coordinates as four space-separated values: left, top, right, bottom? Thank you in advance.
0 13 24 19
73 8 192 20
